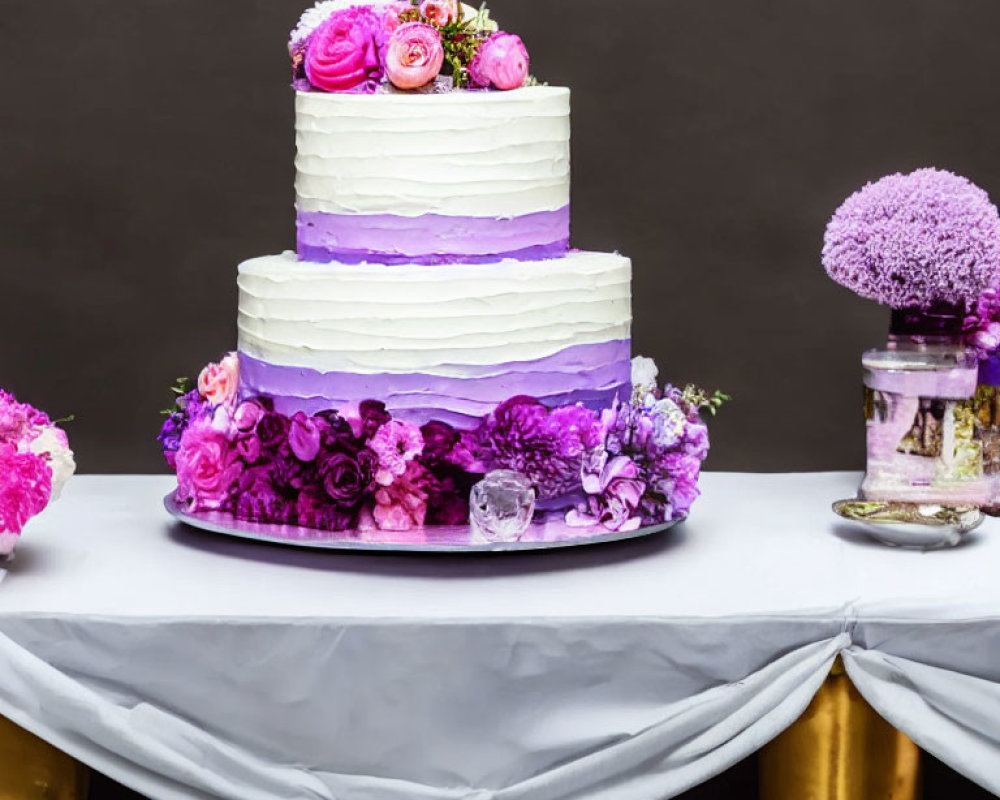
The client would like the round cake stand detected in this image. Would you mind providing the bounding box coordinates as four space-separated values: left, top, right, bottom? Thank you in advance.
164 495 681 554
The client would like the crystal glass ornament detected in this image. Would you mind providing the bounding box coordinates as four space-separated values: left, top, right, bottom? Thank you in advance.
469 470 536 542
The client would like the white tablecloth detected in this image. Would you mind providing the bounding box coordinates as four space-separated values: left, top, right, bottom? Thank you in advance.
0 473 998 799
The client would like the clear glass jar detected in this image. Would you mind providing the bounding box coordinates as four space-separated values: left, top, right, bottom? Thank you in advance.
975 354 1000 514
861 348 989 506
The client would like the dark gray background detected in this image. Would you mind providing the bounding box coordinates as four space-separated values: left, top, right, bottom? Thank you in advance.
3 0 1000 478
6 2 1000 797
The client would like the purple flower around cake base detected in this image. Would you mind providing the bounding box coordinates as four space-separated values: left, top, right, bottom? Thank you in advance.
160 353 722 537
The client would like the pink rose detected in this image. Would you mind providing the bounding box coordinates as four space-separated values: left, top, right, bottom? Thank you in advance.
420 0 458 26
305 7 384 93
198 353 239 408
175 420 243 512
469 32 529 91
384 22 444 90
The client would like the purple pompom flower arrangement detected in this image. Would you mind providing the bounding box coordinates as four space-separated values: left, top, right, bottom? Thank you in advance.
161 354 726 534
823 168 1000 311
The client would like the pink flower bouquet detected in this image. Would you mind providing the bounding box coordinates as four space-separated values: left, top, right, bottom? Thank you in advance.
290 0 530 93
0 390 75 557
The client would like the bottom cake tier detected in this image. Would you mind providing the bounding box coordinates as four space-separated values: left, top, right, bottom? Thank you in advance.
160 355 713 538
236 250 633 427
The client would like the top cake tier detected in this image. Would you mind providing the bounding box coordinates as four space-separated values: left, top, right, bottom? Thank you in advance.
294 86 570 265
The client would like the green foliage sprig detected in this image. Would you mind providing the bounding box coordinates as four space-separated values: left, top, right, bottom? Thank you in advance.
161 376 195 416
681 386 732 417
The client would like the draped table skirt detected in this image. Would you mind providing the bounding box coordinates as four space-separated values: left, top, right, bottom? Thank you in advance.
0 473 997 799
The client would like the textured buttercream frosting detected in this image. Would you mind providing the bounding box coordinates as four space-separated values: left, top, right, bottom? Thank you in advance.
238 250 630 370
294 86 571 262
237 250 632 424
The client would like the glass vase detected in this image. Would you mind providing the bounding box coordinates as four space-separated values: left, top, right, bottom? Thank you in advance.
975 354 1000 514
861 348 989 506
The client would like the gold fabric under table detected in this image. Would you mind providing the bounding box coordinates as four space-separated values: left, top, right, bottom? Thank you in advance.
0 659 922 800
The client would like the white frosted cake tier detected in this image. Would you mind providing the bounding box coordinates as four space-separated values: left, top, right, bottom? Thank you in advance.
237 250 632 426
294 86 571 264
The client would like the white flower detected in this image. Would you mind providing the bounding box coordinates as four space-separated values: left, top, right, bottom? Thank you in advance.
291 0 390 48
462 3 499 32
631 356 659 392
28 426 76 502
651 399 687 447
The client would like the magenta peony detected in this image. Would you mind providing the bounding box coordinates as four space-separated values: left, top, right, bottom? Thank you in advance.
420 0 458 26
469 32 528 90
384 22 444 90
305 6 385 93
175 420 243 512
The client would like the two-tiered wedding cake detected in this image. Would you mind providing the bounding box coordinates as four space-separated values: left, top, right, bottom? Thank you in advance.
161 1 714 538
240 86 632 426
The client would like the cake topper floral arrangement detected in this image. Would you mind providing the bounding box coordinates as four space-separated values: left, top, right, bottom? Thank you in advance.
0 390 75 557
160 355 726 536
823 168 1000 314
290 0 533 94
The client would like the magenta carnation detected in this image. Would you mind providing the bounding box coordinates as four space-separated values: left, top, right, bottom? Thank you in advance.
476 397 601 499
304 6 385 93
823 168 1000 310
369 419 424 486
0 443 52 537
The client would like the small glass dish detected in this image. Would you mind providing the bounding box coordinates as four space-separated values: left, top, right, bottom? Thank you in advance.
832 499 983 549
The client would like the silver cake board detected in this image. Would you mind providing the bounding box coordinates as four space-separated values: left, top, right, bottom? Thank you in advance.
164 494 680 554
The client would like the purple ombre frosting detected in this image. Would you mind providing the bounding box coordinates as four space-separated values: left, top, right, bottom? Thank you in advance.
239 340 631 427
296 207 570 265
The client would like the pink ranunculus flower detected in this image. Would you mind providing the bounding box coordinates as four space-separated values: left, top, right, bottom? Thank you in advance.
198 353 239 408
369 419 425 485
384 22 444 90
174 419 243 512
469 32 529 90
420 0 458 26
305 6 385 93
